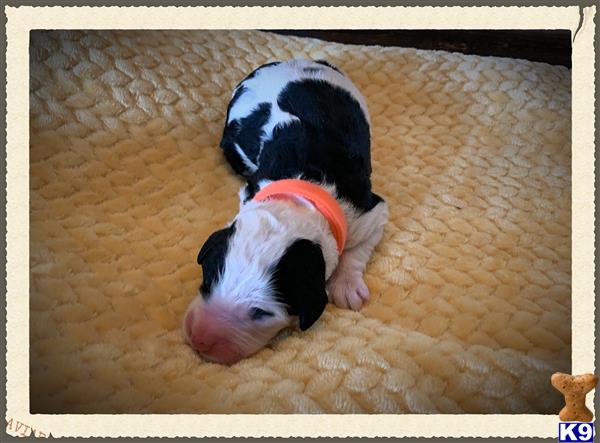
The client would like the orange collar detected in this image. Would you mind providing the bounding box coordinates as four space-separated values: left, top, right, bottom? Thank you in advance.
253 179 347 254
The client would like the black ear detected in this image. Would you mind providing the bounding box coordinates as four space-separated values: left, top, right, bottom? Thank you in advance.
197 223 236 265
197 222 236 295
271 239 328 331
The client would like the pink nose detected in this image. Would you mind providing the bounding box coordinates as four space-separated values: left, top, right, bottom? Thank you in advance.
185 309 220 352
184 307 240 364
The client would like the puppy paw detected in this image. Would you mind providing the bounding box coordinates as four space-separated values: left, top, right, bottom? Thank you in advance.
327 271 369 311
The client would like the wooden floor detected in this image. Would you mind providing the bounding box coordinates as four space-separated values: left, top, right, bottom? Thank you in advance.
267 30 571 68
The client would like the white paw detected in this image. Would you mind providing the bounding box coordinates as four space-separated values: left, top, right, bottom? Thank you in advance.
327 271 369 311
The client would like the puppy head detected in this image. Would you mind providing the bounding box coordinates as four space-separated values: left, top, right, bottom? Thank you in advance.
183 205 329 364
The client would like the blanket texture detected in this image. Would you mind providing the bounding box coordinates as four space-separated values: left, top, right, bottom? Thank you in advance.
29 30 571 414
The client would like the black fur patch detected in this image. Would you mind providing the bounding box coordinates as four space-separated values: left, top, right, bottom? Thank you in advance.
367 192 384 211
197 222 236 297
270 239 328 331
235 102 271 163
260 79 375 211
240 121 312 202
315 59 341 73
220 102 271 177
257 121 310 178
221 127 253 177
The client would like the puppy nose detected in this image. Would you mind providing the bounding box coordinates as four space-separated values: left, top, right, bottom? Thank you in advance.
191 335 217 353
185 309 220 353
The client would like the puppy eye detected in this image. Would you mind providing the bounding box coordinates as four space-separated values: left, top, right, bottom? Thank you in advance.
249 307 274 320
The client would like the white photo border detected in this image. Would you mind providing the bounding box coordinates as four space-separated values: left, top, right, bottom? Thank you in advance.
5 5 595 438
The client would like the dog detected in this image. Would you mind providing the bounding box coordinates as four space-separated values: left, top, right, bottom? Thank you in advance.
183 59 388 364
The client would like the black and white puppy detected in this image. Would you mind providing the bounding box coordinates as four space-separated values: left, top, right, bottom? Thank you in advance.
183 59 388 364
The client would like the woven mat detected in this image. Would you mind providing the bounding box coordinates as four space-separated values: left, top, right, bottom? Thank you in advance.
29 30 571 414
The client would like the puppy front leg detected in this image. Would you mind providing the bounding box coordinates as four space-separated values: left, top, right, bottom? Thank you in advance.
327 199 388 310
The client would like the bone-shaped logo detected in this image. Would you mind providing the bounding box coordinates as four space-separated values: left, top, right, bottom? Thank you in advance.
551 372 598 422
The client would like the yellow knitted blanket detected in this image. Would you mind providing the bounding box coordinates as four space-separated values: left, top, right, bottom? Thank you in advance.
30 30 571 414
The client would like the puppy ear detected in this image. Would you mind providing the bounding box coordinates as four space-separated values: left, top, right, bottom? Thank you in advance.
197 223 236 265
197 222 237 295
271 239 328 331
299 293 328 331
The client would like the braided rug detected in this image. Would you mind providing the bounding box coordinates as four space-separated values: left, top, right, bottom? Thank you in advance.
30 30 571 413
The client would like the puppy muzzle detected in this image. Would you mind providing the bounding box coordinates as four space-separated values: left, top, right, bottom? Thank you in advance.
183 306 244 365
